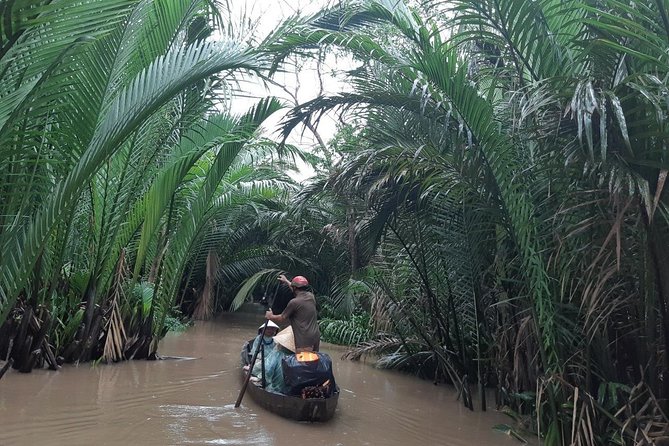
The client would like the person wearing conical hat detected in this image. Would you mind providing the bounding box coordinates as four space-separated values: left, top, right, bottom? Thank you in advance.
250 320 279 354
251 326 295 393
244 320 279 378
265 274 320 352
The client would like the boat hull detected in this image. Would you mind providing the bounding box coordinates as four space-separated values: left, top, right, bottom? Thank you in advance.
240 342 338 422
242 371 339 421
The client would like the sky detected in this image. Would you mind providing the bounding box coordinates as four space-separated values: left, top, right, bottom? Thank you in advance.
220 0 353 182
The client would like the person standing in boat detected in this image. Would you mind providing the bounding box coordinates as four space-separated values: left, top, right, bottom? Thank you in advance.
265 274 320 352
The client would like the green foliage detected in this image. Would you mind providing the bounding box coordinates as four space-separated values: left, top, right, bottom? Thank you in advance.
133 282 155 320
2 2 669 444
0 0 300 366
319 312 372 346
263 0 669 444
162 308 193 333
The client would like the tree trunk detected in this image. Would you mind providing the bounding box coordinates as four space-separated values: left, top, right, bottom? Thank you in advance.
193 250 217 320
79 279 97 345
347 206 360 272
0 359 14 380
646 219 669 402
10 305 32 366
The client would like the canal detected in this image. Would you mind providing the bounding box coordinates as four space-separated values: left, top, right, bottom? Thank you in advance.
0 314 519 445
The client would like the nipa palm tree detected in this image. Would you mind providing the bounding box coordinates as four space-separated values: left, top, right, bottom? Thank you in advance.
0 1 293 368
263 0 669 443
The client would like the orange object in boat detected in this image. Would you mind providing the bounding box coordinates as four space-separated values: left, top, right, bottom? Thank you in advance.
296 352 319 362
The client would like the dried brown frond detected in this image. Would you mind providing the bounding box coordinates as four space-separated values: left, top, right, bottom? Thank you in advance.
538 375 669 446
193 250 218 320
341 334 406 361
102 250 128 363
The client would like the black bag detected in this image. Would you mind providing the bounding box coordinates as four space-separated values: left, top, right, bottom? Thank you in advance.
282 352 336 397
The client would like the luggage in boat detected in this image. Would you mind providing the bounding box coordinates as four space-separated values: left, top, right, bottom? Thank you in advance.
282 352 336 397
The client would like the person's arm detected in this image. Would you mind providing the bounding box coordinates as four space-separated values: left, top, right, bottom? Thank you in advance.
266 297 296 323
265 274 294 322
265 310 286 324
277 274 291 287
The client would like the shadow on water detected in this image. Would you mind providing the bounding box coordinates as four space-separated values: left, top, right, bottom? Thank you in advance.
0 313 526 446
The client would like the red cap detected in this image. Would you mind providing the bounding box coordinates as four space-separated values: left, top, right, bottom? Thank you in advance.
291 276 309 287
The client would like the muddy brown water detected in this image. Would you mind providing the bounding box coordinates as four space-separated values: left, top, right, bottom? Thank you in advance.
0 314 520 445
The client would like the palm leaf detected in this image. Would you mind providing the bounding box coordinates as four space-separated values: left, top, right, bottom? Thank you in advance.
0 39 264 324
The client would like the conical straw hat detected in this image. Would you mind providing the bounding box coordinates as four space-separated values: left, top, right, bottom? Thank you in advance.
258 320 279 331
273 325 296 353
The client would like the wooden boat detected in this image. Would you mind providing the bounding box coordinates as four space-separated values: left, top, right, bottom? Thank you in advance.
241 340 339 422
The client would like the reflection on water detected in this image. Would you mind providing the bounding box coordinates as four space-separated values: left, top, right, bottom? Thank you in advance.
0 314 519 446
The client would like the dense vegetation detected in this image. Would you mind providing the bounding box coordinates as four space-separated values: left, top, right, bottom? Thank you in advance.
1 1 668 445
0 0 303 365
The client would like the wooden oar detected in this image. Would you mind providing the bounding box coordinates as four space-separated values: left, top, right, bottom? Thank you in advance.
235 318 270 408
235 287 277 408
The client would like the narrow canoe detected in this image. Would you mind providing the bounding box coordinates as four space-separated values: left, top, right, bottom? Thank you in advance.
241 341 339 422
